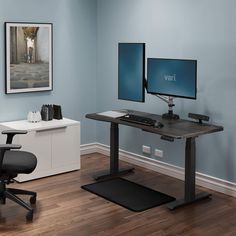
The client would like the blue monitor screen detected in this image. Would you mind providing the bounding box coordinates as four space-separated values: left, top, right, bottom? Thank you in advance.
118 43 145 102
147 58 197 99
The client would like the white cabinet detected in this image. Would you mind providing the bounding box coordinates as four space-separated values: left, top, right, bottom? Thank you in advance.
0 118 80 182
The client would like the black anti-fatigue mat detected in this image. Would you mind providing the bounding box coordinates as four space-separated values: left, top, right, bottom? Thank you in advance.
81 178 175 212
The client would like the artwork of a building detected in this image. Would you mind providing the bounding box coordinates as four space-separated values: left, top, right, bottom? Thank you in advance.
8 25 51 90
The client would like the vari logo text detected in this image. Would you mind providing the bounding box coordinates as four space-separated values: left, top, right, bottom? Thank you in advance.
164 74 176 82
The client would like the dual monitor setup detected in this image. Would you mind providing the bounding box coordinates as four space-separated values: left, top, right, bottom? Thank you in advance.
118 43 197 120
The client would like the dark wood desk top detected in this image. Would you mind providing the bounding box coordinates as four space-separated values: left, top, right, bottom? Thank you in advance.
86 110 223 139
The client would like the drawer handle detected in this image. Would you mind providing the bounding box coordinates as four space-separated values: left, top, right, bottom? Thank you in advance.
36 126 67 132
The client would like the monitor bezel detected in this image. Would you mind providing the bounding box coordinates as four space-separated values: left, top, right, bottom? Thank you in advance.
147 57 197 100
118 42 145 103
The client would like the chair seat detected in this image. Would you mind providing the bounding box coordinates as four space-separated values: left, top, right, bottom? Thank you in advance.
2 150 37 174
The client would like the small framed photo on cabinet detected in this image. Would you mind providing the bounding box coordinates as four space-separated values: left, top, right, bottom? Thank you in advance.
5 22 53 94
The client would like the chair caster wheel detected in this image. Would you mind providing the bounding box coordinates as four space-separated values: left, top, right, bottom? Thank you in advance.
30 196 36 205
26 210 34 222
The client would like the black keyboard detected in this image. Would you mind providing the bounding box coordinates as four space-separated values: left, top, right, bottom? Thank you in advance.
119 114 156 126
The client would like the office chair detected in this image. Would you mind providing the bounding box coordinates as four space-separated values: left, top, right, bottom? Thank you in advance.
0 130 37 221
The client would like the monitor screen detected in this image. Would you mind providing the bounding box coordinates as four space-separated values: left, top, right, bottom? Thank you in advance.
118 43 145 102
147 58 197 99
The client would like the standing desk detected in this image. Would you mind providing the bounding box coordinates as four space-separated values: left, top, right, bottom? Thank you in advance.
86 110 223 209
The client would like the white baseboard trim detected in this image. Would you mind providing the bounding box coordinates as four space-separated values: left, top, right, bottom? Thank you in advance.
80 142 236 197
80 143 99 155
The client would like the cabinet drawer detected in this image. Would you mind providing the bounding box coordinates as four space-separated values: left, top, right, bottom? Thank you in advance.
51 125 80 168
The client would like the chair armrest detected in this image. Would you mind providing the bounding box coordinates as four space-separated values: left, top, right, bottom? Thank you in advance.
0 144 22 150
2 130 27 144
2 130 27 135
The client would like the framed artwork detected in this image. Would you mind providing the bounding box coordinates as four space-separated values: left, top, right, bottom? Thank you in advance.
5 22 53 94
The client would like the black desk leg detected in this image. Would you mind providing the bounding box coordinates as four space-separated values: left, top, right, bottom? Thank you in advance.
94 123 134 181
110 122 119 174
167 137 211 210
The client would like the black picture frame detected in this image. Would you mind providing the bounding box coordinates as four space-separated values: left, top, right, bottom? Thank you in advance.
5 22 53 94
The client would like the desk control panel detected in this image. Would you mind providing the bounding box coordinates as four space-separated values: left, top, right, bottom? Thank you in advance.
119 114 164 128
161 135 174 142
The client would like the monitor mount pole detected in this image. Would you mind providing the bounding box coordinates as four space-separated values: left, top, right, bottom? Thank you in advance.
144 79 179 119
155 95 179 120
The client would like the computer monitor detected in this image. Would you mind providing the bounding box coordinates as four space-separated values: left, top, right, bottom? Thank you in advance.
147 58 197 99
118 43 145 102
147 58 197 119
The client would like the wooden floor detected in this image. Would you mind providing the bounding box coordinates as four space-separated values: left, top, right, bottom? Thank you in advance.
1 153 236 236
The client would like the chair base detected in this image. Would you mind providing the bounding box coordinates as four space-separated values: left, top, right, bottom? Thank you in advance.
0 186 37 221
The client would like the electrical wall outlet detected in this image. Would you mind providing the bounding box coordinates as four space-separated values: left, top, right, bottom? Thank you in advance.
154 148 163 158
142 145 151 154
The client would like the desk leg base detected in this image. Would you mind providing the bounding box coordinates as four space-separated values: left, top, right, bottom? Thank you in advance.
93 167 134 181
167 192 211 210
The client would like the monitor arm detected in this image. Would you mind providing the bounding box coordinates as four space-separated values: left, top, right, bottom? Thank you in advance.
155 95 179 120
144 79 179 119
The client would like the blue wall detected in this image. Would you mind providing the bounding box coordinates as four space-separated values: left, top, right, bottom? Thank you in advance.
97 0 236 182
0 0 97 144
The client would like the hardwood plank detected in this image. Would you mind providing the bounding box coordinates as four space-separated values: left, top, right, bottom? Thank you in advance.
0 153 235 235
